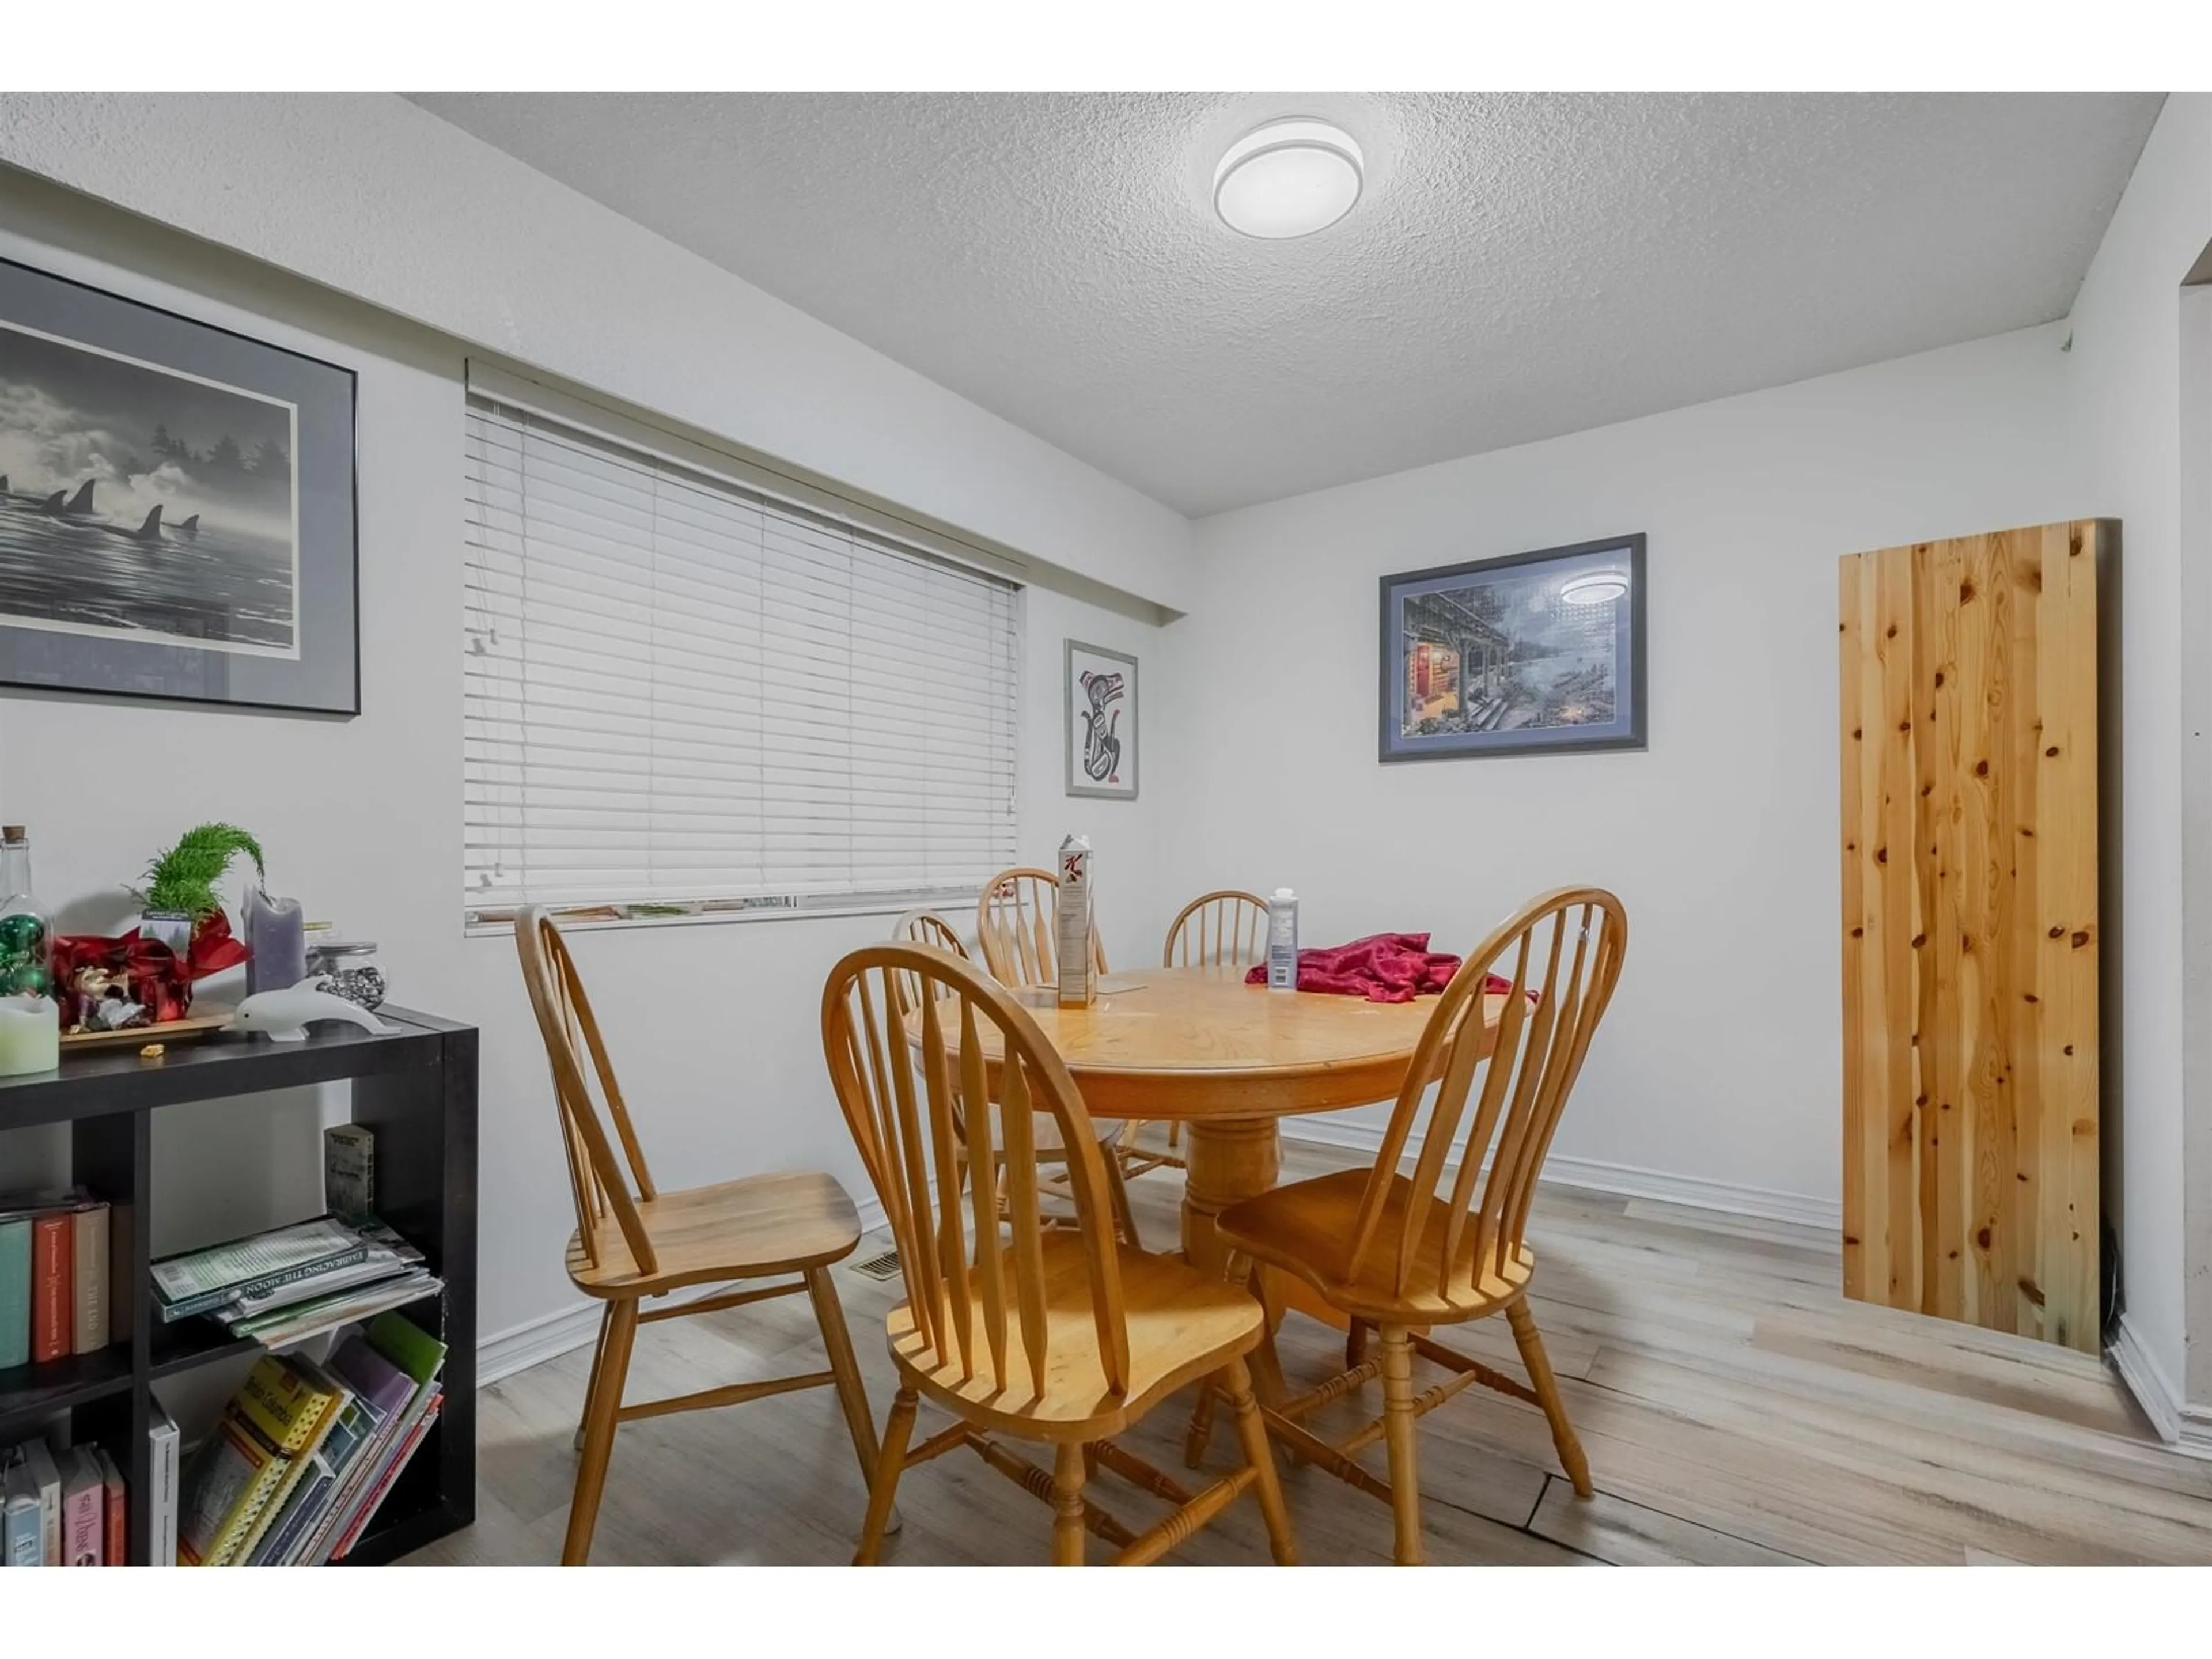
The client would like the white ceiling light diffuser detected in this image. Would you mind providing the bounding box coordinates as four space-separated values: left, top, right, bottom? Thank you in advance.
1213 118 1364 240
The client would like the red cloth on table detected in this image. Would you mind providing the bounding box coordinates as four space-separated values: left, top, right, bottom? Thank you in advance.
1241 930 1488 1003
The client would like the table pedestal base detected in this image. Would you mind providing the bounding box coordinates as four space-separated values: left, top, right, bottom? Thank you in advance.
1180 1116 1278 1274
1179 1116 1354 1395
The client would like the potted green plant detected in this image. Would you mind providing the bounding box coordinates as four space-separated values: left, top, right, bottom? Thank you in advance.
135 823 264 966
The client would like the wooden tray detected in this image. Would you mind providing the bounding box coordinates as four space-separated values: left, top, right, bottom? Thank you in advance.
60 1003 232 1050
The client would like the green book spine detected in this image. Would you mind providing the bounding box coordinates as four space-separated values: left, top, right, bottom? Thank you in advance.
0 1217 30 1369
366 1309 446 1385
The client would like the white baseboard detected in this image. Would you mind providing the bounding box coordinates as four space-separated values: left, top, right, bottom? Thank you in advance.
1279 1119 1843 1233
477 1192 892 1388
2107 1313 2212 1458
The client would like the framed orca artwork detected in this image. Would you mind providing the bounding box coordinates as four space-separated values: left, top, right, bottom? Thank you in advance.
0 256 358 715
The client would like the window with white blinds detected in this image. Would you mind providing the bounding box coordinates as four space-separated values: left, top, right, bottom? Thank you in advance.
464 395 1021 924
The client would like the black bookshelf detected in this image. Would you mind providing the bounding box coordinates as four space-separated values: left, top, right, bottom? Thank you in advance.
0 1007 477 1566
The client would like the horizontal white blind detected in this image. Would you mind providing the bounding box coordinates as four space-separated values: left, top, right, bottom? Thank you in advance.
464 396 1020 921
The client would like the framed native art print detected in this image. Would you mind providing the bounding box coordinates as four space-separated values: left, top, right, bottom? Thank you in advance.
1065 638 1138 799
0 257 358 715
1379 533 1646 762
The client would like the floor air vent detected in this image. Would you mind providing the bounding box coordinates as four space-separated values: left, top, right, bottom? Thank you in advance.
848 1248 902 1282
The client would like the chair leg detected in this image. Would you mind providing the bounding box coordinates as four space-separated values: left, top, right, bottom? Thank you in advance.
573 1302 613 1453
854 1387 916 1565
562 1297 638 1565
1181 1378 1218 1469
1242 1259 1290 1408
1508 1298 1592 1497
1103 1145 1141 1249
804 1266 881 1490
1379 1324 1423 1565
1345 1317 1370 1371
1221 1355 1298 1565
1051 1442 1089 1565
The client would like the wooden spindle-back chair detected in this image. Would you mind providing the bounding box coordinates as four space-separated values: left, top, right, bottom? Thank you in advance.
821 942 1298 1566
891 906 967 956
1162 889 1271 970
889 908 1139 1244
1159 889 1271 1157
978 866 1177 1183
515 905 882 1565
1211 887 1628 1564
975 866 1107 987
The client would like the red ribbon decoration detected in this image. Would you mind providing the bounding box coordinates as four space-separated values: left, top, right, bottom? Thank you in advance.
50 911 250 1027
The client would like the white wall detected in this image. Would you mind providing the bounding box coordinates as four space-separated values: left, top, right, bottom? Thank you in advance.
0 168 1179 1358
0 93 1193 614
2061 92 2212 1418
1163 324 2088 1214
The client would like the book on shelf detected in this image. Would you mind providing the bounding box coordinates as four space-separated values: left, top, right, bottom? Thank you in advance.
331 1395 440 1562
1 1431 127 1566
60 1448 103 1566
0 1214 28 1369
225 1268 444 1350
30 1212 69 1362
153 1217 367 1324
17 1433 60 1566
324 1124 375 1221
176 1354 343 1566
4 1458 40 1566
148 1402 181 1568
302 1312 445 1565
70 1200 108 1358
94 1445 126 1567
232 1358 349 1566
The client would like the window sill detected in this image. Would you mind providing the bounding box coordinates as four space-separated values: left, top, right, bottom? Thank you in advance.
463 893 964 939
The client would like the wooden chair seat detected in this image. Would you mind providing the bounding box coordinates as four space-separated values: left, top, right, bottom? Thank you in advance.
1218 1169 1534 1324
890 1234 1264 1440
565 1169 862 1298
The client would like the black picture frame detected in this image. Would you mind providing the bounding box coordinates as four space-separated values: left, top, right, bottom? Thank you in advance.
1378 533 1647 762
0 256 359 717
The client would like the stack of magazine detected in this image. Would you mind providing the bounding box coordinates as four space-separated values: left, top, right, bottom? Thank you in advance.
152 1215 442 1349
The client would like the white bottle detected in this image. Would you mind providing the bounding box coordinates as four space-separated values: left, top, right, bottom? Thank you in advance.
1266 888 1300 993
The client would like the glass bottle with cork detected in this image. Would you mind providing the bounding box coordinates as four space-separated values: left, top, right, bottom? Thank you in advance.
0 825 52 1001
0 824 60 1077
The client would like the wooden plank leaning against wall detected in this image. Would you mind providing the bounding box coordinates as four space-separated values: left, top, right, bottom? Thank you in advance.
1839 520 2109 1354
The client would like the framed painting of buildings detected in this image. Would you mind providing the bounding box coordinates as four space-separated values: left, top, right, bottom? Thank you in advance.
1378 533 1646 762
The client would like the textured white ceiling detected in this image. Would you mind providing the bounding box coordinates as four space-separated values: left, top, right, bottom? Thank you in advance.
408 92 2161 517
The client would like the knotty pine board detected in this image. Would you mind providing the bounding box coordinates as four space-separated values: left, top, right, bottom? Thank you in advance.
1839 521 2104 1353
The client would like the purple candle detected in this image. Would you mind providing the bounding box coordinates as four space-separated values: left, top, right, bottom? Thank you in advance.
244 889 306 995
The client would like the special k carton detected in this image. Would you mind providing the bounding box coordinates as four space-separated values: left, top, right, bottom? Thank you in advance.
1056 834 1096 1008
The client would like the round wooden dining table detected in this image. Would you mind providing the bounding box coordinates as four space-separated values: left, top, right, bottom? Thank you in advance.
989 963 1502 1279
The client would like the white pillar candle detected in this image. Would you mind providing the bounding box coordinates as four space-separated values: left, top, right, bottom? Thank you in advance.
0 994 59 1077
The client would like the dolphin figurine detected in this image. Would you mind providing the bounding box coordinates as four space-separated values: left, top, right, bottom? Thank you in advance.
227 978 391 1043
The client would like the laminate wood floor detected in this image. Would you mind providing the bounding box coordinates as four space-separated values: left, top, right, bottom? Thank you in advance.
404 1137 2212 1566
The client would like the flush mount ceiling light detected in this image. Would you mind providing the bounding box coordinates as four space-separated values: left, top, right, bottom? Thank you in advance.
1560 570 1630 606
1213 118 1364 240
